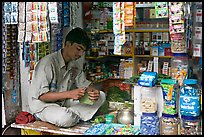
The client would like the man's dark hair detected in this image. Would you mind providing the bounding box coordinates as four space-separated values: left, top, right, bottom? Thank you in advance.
65 27 91 49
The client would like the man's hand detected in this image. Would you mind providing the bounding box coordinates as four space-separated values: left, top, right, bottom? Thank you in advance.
86 86 100 102
69 88 86 100
39 88 86 102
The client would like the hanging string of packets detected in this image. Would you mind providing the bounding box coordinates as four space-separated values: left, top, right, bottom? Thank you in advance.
192 2 202 57
16 2 53 82
70 2 79 28
183 2 193 51
48 2 59 24
2 3 20 107
155 2 169 18
3 24 19 79
3 2 19 79
3 3 18 79
113 2 126 55
124 2 135 27
2 7 7 74
51 2 64 52
4 2 18 24
18 2 50 43
63 2 70 27
22 42 50 82
169 2 186 53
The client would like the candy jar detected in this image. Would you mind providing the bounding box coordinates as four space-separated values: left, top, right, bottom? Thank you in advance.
171 53 189 86
180 115 201 135
160 113 179 135
140 86 157 113
161 79 179 115
180 79 201 117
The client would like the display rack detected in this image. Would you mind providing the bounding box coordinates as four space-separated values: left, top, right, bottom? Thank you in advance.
83 2 172 84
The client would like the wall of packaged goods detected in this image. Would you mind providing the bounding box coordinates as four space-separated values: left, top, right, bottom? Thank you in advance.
82 2 202 135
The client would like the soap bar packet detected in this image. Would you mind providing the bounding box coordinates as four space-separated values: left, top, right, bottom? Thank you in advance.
138 72 158 87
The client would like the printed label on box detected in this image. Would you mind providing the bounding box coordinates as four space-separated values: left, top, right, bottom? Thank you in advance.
195 27 202 40
196 9 202 22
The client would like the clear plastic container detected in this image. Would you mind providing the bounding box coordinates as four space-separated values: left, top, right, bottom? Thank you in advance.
161 79 179 115
171 53 189 86
180 115 201 135
160 113 179 135
140 87 157 113
180 79 201 117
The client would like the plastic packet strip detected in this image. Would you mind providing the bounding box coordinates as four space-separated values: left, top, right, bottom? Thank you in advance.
140 114 160 135
48 2 58 24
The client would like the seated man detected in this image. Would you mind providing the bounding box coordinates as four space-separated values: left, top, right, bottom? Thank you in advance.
28 27 106 127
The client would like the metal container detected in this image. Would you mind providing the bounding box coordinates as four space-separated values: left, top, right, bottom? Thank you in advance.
117 107 134 125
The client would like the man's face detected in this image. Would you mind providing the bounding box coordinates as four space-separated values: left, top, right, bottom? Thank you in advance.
65 42 86 61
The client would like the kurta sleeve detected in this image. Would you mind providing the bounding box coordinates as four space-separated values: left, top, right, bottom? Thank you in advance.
32 61 54 98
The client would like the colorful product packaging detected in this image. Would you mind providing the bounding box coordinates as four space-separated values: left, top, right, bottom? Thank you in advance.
161 79 178 115
138 72 158 87
180 79 201 117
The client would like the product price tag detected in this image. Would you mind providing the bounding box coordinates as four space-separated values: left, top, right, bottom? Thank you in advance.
194 27 202 40
193 44 202 57
196 9 202 22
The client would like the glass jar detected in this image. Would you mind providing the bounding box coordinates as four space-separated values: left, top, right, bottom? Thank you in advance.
140 87 157 113
140 112 160 135
180 79 201 117
171 53 189 86
160 113 179 135
180 115 201 135
161 79 179 115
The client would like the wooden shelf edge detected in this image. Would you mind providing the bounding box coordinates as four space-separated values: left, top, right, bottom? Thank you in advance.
88 29 169 34
86 55 133 59
134 55 172 58
91 77 127 84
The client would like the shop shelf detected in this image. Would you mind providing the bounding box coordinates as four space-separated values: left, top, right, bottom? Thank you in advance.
85 55 133 60
134 55 172 58
91 77 126 84
126 28 169 33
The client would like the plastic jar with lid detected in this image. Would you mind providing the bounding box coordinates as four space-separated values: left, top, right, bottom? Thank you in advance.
180 115 201 135
140 87 157 113
140 112 160 135
180 79 201 117
160 79 179 115
160 113 179 135
171 53 189 86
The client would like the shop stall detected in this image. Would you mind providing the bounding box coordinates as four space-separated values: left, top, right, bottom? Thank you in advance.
2 2 202 135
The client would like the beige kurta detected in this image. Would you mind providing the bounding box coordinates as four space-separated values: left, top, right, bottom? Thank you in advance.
28 49 105 126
